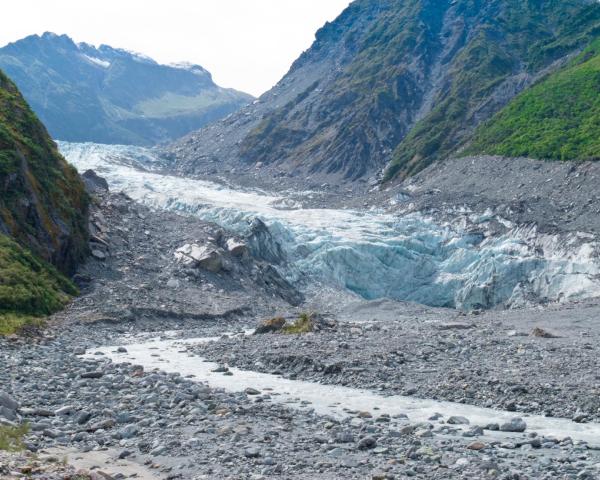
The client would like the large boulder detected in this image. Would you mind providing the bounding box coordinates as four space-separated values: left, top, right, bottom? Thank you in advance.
254 317 287 334
0 392 19 421
226 238 248 257
175 244 223 272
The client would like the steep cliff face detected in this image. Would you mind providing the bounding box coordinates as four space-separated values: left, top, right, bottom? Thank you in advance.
0 69 88 274
167 0 600 183
0 33 253 146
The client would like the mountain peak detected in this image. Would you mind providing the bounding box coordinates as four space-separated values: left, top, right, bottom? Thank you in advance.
0 34 253 145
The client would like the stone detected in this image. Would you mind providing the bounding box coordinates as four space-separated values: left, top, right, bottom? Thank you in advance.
447 416 470 425
55 406 75 416
80 371 104 379
358 436 377 450
254 317 286 334
244 387 260 395
500 417 527 433
91 249 106 260
174 244 223 272
0 392 18 412
530 327 560 338
467 441 486 451
75 412 92 425
116 347 128 353
244 447 261 458
336 431 354 443
88 419 116 432
226 238 248 257
166 278 180 289
73 347 86 355
118 424 139 439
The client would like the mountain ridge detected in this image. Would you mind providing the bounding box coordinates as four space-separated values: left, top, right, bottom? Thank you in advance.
166 0 600 184
0 32 253 146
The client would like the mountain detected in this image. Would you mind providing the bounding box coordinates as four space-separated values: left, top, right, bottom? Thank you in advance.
465 38 600 161
166 0 600 183
0 68 88 328
0 33 253 146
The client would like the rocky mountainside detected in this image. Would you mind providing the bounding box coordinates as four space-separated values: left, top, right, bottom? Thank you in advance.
0 33 253 146
166 0 600 184
0 68 88 325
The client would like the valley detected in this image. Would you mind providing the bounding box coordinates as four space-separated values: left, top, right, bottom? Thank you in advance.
3 0 600 479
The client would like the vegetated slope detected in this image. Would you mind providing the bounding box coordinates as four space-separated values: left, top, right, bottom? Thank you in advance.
168 0 600 184
464 38 600 161
0 69 88 327
0 33 253 146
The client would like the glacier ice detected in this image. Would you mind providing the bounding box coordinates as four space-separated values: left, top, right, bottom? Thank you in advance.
60 141 600 310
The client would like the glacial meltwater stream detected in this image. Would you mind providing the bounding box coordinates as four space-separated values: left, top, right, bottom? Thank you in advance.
86 334 600 446
60 141 600 310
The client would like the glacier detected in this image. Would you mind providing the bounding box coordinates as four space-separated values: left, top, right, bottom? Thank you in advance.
59 141 600 310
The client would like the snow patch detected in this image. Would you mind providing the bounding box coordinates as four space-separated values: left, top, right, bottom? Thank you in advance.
81 54 110 69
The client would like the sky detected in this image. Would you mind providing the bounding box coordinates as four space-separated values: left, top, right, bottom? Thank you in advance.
0 0 352 97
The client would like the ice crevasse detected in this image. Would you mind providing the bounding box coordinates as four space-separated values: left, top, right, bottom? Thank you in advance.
60 141 600 310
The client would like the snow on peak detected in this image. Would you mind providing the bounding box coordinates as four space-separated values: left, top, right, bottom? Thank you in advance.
169 62 210 76
81 54 110 69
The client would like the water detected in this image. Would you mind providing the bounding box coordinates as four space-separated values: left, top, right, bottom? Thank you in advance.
60 141 600 309
87 335 600 446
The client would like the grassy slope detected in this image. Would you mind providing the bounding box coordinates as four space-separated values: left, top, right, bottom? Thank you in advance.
385 0 600 180
0 69 86 333
465 39 600 160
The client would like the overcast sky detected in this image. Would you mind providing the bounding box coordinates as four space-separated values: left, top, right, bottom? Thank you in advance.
1 0 351 96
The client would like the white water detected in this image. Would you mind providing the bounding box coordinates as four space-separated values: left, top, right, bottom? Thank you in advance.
60 141 600 309
88 336 600 446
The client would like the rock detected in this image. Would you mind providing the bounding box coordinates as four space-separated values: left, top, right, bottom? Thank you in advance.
447 416 470 425
254 317 286 334
357 436 377 450
82 169 109 193
75 411 92 425
244 447 261 458
91 249 107 260
336 431 354 443
166 278 180 289
174 244 223 272
244 387 261 395
80 371 104 379
500 417 527 433
54 406 74 416
118 424 139 439
507 330 528 337
226 238 248 257
437 322 474 330
484 423 500 431
0 392 18 412
88 419 115 432
467 441 486 451
116 346 128 353
211 365 229 373
118 450 132 459
530 327 560 338
73 347 86 355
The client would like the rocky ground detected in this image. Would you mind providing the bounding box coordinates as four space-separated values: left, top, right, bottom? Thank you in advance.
195 299 600 423
2 179 600 479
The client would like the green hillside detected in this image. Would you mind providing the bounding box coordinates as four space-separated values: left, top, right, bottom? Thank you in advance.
384 0 600 179
0 69 88 333
465 38 600 161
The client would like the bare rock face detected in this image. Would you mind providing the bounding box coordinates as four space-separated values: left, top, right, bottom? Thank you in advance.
175 244 223 272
